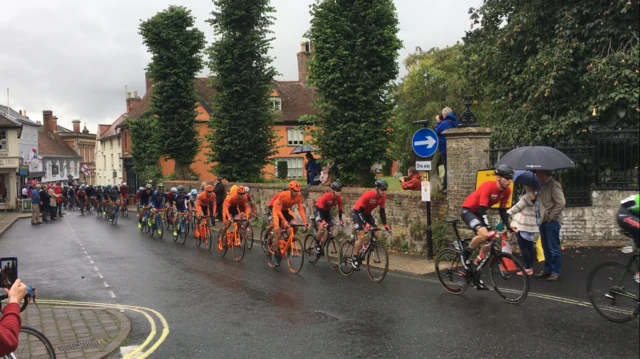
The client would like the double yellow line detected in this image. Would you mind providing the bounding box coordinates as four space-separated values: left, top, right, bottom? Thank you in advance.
37 299 169 359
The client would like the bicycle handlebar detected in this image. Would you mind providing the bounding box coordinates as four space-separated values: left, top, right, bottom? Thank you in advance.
0 286 37 312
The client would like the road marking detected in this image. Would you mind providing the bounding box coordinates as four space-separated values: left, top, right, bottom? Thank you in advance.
84 251 88 255
37 300 170 359
103 281 110 288
108 291 116 298
94 266 99 271
98 273 104 279
89 260 94 264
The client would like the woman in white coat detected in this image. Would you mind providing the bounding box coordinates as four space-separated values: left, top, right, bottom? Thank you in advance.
508 184 539 275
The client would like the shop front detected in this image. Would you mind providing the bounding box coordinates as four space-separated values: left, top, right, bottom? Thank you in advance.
0 156 19 211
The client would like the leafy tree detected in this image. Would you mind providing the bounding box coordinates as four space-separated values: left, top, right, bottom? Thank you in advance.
129 116 162 183
139 6 206 179
306 0 402 186
464 0 639 147
206 0 278 182
389 44 494 168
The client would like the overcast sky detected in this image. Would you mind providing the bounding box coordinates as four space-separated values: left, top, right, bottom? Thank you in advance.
0 0 479 132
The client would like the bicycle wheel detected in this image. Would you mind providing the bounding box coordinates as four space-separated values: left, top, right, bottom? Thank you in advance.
435 248 470 295
194 225 202 247
123 206 129 218
80 204 84 216
304 234 320 265
217 230 228 257
206 226 213 251
338 241 355 276
286 237 304 274
173 217 181 242
18 326 57 358
324 238 339 270
245 224 254 249
180 220 189 245
232 231 247 262
366 243 389 283
587 260 639 323
489 252 529 304
260 228 269 253
112 207 119 225
156 214 164 239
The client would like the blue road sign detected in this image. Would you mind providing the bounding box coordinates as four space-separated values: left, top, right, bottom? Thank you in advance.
411 128 439 158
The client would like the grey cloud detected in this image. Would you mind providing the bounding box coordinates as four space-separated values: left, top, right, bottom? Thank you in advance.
0 0 477 132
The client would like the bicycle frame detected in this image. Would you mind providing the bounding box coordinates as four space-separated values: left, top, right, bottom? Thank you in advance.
275 225 304 257
608 253 640 301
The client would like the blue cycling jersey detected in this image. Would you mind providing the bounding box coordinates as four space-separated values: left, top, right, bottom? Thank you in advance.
151 190 167 209
173 193 189 212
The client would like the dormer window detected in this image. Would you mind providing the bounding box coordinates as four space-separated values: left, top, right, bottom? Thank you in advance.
270 98 282 111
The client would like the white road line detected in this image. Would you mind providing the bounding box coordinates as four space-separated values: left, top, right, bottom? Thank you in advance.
89 260 94 264
93 266 99 271
84 251 88 255
103 281 110 288
98 273 104 279
86 254 91 259
108 291 116 298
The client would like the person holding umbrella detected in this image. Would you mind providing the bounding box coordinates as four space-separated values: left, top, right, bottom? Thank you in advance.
534 170 566 282
508 171 540 275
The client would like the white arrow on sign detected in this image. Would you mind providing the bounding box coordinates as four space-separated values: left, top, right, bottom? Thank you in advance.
414 135 437 148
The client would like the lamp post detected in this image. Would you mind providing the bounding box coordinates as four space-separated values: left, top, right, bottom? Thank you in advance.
458 96 478 127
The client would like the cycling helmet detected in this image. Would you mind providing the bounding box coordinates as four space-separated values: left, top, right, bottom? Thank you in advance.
495 164 514 179
374 179 388 190
139 187 144 191
191 189 198 195
157 183 164 189
288 180 301 191
205 185 214 192
177 185 185 192
122 182 127 186
244 186 250 193
146 184 153 189
330 182 342 192
237 186 246 194
171 187 178 193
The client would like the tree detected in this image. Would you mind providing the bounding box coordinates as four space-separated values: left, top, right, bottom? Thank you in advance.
464 0 639 147
139 6 206 179
306 0 402 186
389 44 494 168
129 116 162 183
206 0 279 182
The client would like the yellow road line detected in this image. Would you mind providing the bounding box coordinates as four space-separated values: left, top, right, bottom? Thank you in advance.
36 300 169 358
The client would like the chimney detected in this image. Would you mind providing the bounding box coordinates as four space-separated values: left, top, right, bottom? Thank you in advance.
42 110 54 133
52 116 58 133
23 110 26 117
126 90 142 114
72 119 81 133
145 72 153 93
19 110 22 116
297 41 313 83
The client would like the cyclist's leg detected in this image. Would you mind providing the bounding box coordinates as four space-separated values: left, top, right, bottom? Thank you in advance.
351 210 371 255
618 205 640 248
461 208 490 260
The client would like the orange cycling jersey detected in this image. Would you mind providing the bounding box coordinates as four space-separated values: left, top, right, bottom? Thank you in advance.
272 191 307 229
195 191 217 216
223 193 250 221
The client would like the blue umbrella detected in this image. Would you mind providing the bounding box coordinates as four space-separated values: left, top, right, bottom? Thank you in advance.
513 170 539 188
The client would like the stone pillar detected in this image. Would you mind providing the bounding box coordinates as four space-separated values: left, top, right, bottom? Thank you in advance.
443 127 493 216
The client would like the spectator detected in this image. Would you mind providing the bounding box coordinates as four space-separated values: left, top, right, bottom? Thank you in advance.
200 181 207 192
21 186 28 199
31 185 42 225
27 185 34 199
534 170 566 282
0 279 28 356
54 183 63 217
305 153 321 186
508 185 539 275
39 186 50 222
48 189 57 220
434 107 458 193
213 178 226 221
400 167 422 191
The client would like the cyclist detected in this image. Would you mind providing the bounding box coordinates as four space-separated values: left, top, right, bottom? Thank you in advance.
107 185 120 222
244 186 258 219
171 185 190 237
194 185 217 238
137 184 153 228
313 182 344 254
221 185 251 241
460 164 514 270
95 185 103 212
618 194 640 247
77 185 87 210
270 180 308 267
350 179 391 270
67 185 75 210
261 186 288 242
120 182 129 205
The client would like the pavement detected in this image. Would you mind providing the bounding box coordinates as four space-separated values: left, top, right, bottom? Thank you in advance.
1 211 638 358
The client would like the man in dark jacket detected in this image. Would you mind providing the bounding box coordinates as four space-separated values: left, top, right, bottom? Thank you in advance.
434 107 459 193
212 178 226 221
39 187 50 222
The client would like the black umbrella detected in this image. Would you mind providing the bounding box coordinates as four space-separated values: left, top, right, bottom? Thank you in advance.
290 145 318 155
496 146 575 171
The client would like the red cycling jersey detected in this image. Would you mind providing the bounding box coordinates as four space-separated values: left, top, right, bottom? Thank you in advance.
353 190 386 215
120 186 128 198
315 192 343 211
462 181 511 213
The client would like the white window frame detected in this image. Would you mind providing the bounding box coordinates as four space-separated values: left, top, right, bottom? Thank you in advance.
271 98 282 111
274 157 303 179
287 128 304 146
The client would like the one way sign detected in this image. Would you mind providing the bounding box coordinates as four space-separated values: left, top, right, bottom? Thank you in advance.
411 128 439 158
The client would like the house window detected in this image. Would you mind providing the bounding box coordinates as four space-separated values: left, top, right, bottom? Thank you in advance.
274 157 303 178
287 128 304 146
271 98 282 111
110 139 113 150
0 131 6 150
52 164 59 176
117 136 121 148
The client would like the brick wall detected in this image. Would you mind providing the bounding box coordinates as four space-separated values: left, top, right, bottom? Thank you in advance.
163 181 449 252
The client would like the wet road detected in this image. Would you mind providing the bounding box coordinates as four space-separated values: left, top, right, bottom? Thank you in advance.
2 213 638 359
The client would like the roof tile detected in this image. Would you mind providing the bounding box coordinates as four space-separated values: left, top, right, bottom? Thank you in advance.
38 131 81 157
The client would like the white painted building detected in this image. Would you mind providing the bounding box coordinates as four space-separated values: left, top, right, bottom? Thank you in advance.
0 106 42 178
0 111 23 209
37 110 81 185
95 114 125 186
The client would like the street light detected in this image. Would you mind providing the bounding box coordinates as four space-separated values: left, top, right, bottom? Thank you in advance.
458 96 478 127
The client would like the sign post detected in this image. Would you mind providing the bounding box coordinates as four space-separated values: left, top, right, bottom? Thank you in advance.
411 125 439 259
